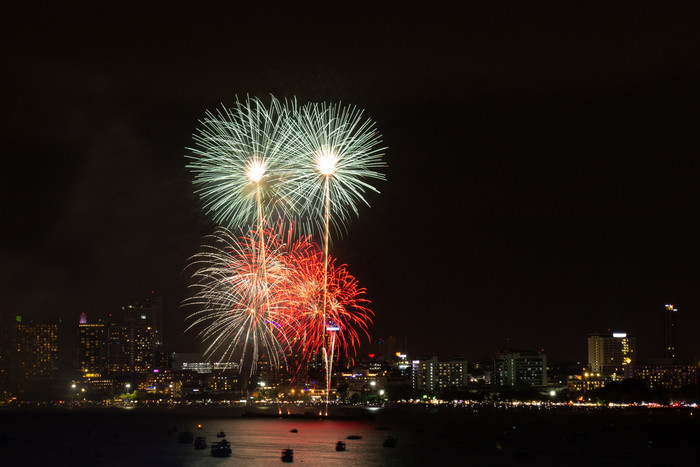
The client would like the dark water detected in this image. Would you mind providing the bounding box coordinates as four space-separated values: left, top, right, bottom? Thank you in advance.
1 405 698 466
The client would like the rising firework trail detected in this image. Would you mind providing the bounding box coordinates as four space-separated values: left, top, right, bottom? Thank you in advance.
185 97 385 411
283 102 387 239
186 95 295 233
184 225 373 380
183 226 298 374
186 96 296 362
283 241 373 362
284 102 386 410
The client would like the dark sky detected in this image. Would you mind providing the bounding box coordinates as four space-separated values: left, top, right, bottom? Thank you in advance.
3 4 700 363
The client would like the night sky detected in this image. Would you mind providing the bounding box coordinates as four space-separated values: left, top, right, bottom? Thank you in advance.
3 4 700 363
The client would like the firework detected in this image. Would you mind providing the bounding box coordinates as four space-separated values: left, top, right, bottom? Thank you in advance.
184 97 384 407
186 95 295 233
281 101 385 409
279 232 373 413
282 244 373 360
282 101 387 239
184 226 298 374
184 225 373 376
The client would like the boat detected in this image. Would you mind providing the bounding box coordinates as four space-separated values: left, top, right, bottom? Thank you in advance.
281 448 294 462
211 439 232 457
194 436 207 450
383 436 397 448
290 428 298 433
216 431 226 438
346 435 362 440
335 441 346 451
178 431 194 444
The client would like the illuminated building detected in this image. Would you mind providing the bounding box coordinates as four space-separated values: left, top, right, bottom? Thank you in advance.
107 315 155 375
104 296 164 375
9 316 60 393
566 372 608 393
122 294 164 350
411 356 469 393
137 369 177 395
77 313 107 377
587 332 636 380
0 319 10 395
629 363 698 389
131 323 155 373
663 304 677 360
107 322 131 374
339 369 387 394
170 353 239 373
493 350 547 387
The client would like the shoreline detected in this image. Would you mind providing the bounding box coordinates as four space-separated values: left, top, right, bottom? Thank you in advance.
0 402 695 418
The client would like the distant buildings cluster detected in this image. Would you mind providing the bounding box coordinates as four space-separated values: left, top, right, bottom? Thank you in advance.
0 302 698 402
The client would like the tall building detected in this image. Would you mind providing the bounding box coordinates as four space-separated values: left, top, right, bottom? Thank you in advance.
107 318 155 375
123 294 164 349
587 332 636 379
8 316 60 394
103 294 163 375
411 356 469 394
663 304 677 360
493 350 547 387
77 313 107 377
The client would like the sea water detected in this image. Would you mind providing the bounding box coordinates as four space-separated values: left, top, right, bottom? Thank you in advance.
1 405 698 466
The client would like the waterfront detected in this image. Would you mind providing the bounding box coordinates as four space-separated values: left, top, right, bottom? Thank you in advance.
1 405 698 466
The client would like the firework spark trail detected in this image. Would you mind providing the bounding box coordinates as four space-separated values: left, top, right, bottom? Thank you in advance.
184 227 300 374
184 225 373 378
281 101 385 409
186 96 296 372
281 239 373 411
282 244 373 360
185 97 384 407
186 95 296 233
281 101 387 239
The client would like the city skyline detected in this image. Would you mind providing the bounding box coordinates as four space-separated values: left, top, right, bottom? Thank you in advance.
7 301 696 368
3 5 700 363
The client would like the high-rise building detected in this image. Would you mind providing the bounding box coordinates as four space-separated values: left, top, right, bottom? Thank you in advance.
493 350 547 387
107 318 155 375
587 332 636 379
8 316 60 394
107 322 132 375
123 294 163 349
411 356 469 393
77 313 107 377
104 294 162 375
663 304 677 360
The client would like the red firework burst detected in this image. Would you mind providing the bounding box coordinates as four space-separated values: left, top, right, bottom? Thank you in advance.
279 237 373 363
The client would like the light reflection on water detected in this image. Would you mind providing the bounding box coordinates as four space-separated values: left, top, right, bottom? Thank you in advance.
1 406 699 466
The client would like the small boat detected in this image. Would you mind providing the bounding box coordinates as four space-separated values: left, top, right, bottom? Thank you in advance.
383 436 397 448
335 441 346 451
281 448 294 462
346 435 362 440
290 428 298 433
216 431 226 438
194 436 207 450
211 439 232 457
178 431 194 444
